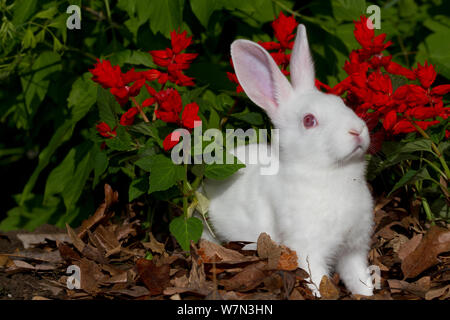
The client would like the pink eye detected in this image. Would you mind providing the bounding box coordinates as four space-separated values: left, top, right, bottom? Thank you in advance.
303 114 318 129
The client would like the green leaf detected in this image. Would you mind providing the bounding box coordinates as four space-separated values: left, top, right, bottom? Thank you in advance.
93 150 108 186
68 73 97 122
129 122 163 146
127 51 156 67
12 0 38 25
44 148 76 202
424 29 450 79
136 154 185 192
204 153 245 180
231 111 264 125
208 108 220 129
332 0 366 21
129 175 149 201
61 143 95 211
169 216 203 252
20 51 61 126
22 28 36 49
97 87 120 127
399 139 433 154
34 7 58 20
388 168 429 196
148 155 185 193
20 120 75 205
105 126 133 151
148 0 184 38
190 0 222 28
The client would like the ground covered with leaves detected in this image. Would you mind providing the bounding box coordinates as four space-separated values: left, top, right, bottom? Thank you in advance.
0 185 449 300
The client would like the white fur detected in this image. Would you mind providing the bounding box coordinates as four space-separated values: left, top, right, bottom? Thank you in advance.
201 25 374 297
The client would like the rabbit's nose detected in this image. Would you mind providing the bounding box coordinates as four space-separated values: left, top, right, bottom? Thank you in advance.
348 129 361 136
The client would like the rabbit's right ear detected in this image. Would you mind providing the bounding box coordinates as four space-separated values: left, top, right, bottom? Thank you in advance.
231 40 292 118
290 25 316 92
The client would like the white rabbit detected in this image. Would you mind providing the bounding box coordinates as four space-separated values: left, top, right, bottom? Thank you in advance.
201 25 375 297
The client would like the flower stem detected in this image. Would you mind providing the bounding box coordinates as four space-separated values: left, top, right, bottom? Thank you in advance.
183 163 188 220
131 97 150 123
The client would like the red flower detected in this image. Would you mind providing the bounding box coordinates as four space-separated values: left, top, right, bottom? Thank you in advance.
163 131 182 151
383 110 397 130
90 60 158 106
182 102 202 129
385 61 416 80
155 89 184 124
431 84 450 96
227 72 243 93
353 16 392 58
149 31 198 87
171 30 192 54
90 60 123 89
228 11 297 93
96 122 116 138
120 107 139 126
272 11 298 50
415 61 437 89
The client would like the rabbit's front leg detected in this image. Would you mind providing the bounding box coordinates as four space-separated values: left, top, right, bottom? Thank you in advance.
336 249 373 296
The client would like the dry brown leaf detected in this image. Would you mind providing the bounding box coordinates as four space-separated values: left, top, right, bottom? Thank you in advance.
104 271 128 284
32 296 51 300
388 279 428 298
66 223 85 253
142 233 166 255
0 254 11 267
58 242 81 262
401 226 450 279
319 275 340 300
289 288 305 300
277 246 298 271
256 233 298 271
107 286 150 298
425 284 450 300
219 261 267 292
92 225 121 253
257 233 281 265
388 234 409 253
75 258 108 294
115 222 138 241
136 258 170 295
398 233 422 261
4 249 62 264
77 184 118 239
16 233 71 249
197 239 258 264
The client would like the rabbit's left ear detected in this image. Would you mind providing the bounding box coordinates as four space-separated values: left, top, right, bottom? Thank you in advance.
290 25 316 92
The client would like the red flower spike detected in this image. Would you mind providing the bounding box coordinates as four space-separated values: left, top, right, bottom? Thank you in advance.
90 59 124 89
385 61 416 80
128 78 146 97
383 110 397 130
149 30 197 87
182 102 202 129
120 107 139 126
431 84 450 96
272 12 298 50
96 122 116 138
415 61 437 89
163 131 182 151
171 30 193 54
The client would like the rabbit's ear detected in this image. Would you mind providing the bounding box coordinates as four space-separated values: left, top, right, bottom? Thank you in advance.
231 40 292 117
290 25 316 91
